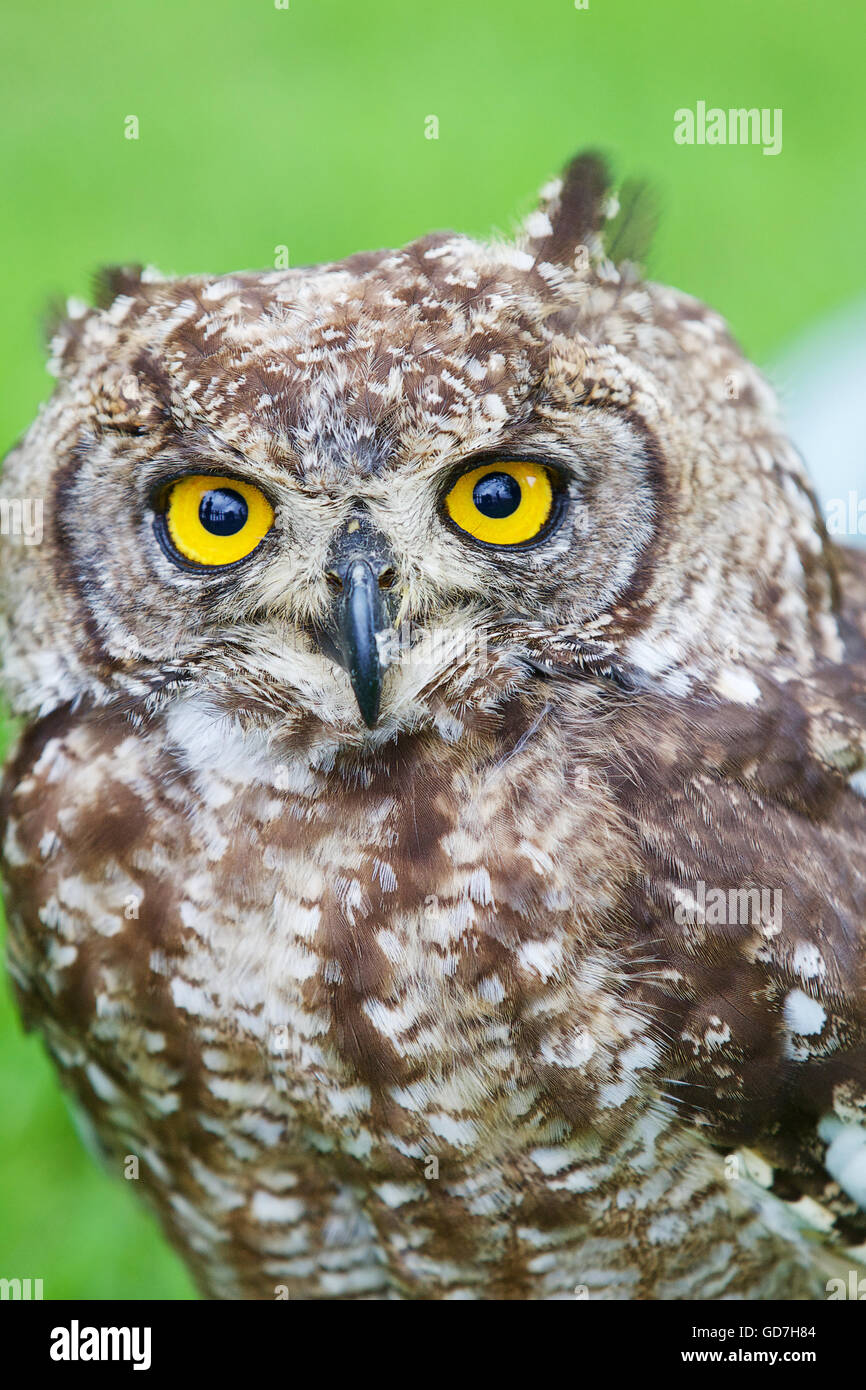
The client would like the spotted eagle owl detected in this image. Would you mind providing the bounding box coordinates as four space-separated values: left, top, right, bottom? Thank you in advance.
1 154 865 1300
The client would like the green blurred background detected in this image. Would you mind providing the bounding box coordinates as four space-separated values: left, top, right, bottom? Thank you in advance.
1 0 864 1299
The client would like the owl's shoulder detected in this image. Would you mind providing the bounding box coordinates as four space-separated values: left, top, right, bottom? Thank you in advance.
607 632 866 1239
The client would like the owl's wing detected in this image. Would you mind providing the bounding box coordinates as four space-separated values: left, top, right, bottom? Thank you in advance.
614 544 866 1244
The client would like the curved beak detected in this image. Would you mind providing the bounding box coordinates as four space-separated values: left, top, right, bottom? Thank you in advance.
337 558 388 727
318 518 398 728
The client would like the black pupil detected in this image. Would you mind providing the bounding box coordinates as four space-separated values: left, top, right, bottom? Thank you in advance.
199 488 248 536
472 471 522 519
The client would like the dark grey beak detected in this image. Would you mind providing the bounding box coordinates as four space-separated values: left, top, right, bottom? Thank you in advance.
321 519 398 728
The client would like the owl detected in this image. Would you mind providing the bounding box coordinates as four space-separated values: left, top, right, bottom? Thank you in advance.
1 153 865 1301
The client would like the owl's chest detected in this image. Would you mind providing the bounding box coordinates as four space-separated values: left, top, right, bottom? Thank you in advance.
136 718 639 1165
166 764 564 1157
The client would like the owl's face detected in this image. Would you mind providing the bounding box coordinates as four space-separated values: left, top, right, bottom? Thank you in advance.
0 157 836 748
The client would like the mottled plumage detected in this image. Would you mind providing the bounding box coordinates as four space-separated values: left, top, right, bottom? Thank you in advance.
2 155 865 1299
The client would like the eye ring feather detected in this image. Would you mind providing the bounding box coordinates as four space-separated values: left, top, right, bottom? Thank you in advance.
442 460 559 548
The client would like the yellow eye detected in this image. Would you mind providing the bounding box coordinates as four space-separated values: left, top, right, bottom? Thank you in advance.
444 461 555 546
162 475 274 567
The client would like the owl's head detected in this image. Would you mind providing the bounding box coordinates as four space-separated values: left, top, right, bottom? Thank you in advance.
0 155 839 755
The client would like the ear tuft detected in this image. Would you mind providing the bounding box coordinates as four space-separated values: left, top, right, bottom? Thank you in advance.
92 263 144 308
525 151 610 267
524 152 657 273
